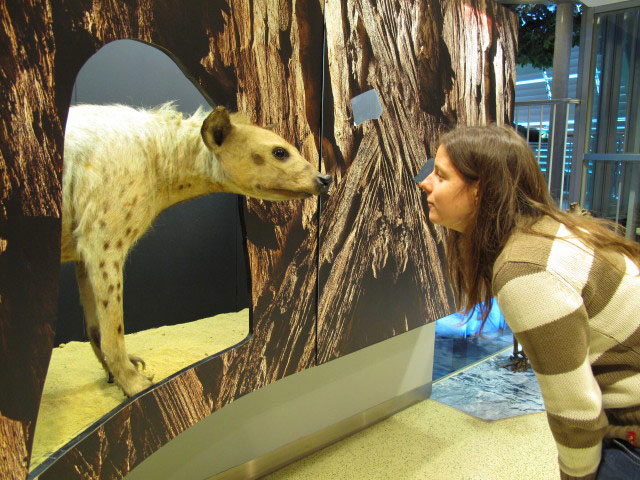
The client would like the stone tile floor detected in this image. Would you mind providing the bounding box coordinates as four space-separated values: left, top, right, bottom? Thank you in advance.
431 347 545 421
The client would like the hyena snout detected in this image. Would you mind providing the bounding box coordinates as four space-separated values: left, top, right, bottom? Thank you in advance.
316 174 332 194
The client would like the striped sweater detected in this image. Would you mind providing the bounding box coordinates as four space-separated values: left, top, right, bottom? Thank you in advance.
492 216 640 480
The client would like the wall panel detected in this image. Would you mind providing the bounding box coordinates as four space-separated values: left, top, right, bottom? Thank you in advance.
318 0 517 362
0 1 325 479
0 1 517 478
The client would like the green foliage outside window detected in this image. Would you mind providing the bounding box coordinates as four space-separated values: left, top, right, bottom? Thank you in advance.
514 4 582 70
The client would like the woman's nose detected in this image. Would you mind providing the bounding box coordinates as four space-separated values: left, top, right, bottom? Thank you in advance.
419 176 431 193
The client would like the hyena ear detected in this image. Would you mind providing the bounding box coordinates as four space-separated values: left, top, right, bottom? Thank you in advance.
201 106 233 149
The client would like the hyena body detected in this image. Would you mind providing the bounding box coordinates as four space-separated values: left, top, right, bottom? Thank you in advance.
61 103 331 396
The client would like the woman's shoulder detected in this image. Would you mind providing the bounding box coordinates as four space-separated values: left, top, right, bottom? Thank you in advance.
492 215 599 293
493 216 562 270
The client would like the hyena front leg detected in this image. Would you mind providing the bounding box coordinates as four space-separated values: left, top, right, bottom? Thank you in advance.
80 248 153 397
75 261 113 383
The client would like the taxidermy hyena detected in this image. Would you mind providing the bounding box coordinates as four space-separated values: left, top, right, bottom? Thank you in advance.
61 103 332 397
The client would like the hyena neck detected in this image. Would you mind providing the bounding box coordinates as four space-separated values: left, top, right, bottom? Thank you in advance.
153 125 231 211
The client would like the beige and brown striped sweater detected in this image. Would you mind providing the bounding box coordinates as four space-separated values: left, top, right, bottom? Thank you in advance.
492 216 640 480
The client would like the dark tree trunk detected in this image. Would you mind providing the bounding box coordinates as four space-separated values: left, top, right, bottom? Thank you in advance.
318 0 517 361
0 1 325 478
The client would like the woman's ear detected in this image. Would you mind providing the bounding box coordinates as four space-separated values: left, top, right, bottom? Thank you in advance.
472 182 480 205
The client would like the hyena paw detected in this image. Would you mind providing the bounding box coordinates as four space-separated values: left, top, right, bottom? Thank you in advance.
129 354 154 381
121 372 153 397
129 354 146 370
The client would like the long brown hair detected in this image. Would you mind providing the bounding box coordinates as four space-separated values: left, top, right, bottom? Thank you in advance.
439 124 640 329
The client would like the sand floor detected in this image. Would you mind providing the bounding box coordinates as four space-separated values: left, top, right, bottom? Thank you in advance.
30 309 249 471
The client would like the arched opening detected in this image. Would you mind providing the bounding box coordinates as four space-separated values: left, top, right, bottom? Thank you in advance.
31 39 251 472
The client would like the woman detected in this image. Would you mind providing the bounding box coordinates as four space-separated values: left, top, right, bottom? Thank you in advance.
415 124 640 480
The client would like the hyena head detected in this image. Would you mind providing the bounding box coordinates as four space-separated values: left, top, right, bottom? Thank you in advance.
201 106 332 201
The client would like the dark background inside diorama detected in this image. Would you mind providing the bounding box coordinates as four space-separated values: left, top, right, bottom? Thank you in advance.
55 39 250 346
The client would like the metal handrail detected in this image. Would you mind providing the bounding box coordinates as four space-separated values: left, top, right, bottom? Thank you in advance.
515 98 581 106
584 154 640 162
515 98 580 208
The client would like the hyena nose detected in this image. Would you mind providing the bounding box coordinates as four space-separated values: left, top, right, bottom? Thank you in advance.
316 174 332 193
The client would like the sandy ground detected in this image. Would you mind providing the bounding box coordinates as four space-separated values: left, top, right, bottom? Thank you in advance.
30 309 249 471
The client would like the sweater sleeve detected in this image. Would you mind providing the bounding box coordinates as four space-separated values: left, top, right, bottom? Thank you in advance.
493 261 609 480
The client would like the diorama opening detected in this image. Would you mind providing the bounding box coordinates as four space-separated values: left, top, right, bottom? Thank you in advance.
31 39 251 471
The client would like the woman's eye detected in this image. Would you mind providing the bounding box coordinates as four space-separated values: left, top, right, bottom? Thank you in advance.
272 147 289 159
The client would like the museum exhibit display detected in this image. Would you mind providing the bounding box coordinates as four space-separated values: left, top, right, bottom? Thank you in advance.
25 38 258 471
0 1 516 479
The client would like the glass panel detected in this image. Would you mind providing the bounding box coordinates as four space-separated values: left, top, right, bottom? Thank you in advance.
623 10 640 154
587 14 607 154
584 7 639 240
433 299 513 381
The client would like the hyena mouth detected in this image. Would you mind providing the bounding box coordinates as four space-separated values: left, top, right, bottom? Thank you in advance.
269 188 314 199
254 183 315 200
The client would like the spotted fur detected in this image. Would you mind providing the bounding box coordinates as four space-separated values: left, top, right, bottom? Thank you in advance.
61 103 332 396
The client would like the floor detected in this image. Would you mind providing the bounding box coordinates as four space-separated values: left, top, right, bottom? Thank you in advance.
30 310 249 472
430 348 544 421
264 323 561 480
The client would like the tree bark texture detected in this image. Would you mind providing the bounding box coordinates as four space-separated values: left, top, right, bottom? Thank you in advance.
318 0 517 361
0 0 516 479
1 1 325 479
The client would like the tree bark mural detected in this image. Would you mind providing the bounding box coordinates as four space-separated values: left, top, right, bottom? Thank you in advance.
0 0 516 478
318 0 517 361
0 1 325 479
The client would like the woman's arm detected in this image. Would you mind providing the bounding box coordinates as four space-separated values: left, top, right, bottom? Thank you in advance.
494 261 609 480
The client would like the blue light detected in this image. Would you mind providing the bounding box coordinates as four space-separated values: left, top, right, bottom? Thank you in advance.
435 299 507 338
515 73 578 86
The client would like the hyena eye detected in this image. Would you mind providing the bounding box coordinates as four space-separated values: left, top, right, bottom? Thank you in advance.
272 147 289 160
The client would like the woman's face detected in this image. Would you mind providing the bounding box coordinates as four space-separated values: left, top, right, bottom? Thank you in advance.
418 145 478 233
